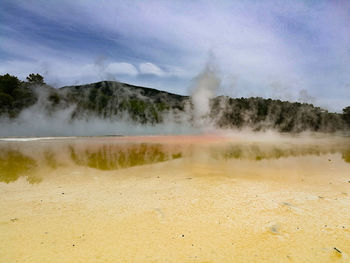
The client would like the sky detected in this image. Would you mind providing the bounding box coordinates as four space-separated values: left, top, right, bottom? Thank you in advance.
0 0 349 112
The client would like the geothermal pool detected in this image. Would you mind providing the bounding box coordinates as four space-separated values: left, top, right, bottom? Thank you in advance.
0 134 350 262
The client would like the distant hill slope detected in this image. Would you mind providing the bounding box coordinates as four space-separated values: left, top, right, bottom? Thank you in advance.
1 78 349 133
59 81 189 123
210 96 345 132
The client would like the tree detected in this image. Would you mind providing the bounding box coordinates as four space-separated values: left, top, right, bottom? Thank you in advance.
343 106 350 126
0 92 14 108
0 73 37 116
26 73 45 84
0 74 20 95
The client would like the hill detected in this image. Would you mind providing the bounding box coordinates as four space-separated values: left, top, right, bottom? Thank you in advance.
0 74 349 133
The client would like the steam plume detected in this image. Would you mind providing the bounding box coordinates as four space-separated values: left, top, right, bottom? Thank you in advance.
191 62 220 127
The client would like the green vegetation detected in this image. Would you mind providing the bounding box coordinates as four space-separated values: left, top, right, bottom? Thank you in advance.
0 73 37 117
211 96 347 132
26 73 45 84
61 81 177 123
0 73 349 133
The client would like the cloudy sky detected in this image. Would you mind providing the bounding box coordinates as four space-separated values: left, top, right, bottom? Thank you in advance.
1 0 349 111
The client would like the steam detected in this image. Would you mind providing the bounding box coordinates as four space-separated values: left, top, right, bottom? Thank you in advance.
0 106 197 137
191 62 220 127
298 89 315 104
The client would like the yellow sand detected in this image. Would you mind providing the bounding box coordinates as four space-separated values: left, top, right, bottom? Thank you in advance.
0 135 350 262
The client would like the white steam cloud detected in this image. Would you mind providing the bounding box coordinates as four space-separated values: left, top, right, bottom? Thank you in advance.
0 105 197 137
191 62 220 127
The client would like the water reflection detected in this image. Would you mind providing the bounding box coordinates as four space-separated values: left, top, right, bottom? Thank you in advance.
0 150 40 183
0 137 350 184
342 150 350 163
212 144 346 161
70 144 182 170
0 142 183 184
44 150 59 169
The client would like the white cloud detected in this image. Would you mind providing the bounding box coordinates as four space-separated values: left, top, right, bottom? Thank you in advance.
139 62 164 76
106 62 138 76
0 60 131 87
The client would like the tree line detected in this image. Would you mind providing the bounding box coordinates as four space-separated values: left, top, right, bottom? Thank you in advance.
0 73 349 132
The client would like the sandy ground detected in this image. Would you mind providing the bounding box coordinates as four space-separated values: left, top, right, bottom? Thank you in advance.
0 135 350 262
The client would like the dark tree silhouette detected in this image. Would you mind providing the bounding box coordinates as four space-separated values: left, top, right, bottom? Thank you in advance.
26 73 45 84
0 73 37 116
343 106 350 126
0 73 20 94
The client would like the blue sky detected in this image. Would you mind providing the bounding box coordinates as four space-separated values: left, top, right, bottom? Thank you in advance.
0 0 349 111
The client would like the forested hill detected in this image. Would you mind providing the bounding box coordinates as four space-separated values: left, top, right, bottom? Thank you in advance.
59 81 189 123
0 73 349 133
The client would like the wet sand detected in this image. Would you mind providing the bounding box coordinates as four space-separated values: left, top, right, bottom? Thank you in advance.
1 135 350 262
